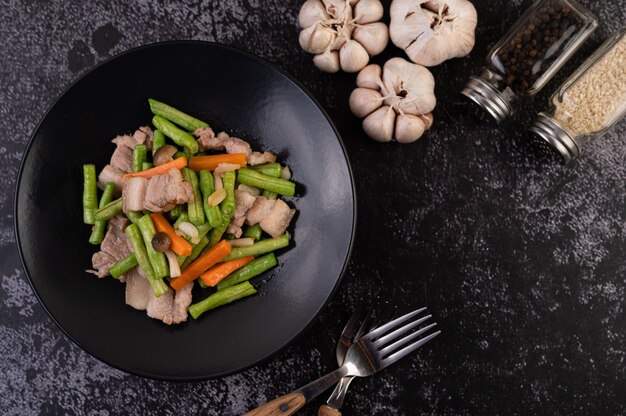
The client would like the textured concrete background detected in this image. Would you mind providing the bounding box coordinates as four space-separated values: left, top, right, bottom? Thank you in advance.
1 0 625 415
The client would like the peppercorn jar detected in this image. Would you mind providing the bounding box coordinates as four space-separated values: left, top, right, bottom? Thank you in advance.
530 27 626 163
462 0 597 123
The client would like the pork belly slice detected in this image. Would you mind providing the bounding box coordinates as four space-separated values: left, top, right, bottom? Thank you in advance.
87 215 131 278
125 267 151 310
98 164 125 194
143 168 194 212
122 176 147 212
223 136 251 155
259 199 296 238
247 151 276 166
145 282 193 325
245 197 276 226
133 126 153 150
195 129 252 156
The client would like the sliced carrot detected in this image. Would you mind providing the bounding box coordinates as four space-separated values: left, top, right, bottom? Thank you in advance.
122 157 187 180
169 240 232 291
199 256 254 287
150 212 193 257
188 154 247 171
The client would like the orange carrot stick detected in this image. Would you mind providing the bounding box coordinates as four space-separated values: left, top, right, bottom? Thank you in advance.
199 256 254 287
122 157 187 180
150 212 193 257
188 154 247 171
169 240 231 291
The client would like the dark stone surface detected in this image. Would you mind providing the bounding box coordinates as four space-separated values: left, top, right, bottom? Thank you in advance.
1 1 624 415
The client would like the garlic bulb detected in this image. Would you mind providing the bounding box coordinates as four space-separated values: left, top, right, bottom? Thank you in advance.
298 0 389 73
349 58 436 143
389 0 477 67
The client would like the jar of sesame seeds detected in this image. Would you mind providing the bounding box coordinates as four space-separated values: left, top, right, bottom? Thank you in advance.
462 0 597 123
530 27 626 163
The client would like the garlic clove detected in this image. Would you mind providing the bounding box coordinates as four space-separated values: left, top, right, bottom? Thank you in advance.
394 114 426 143
356 64 383 90
299 0 330 29
389 0 477 66
313 50 341 73
352 22 389 56
421 113 434 130
322 0 351 19
339 40 371 73
353 0 384 24
299 23 335 54
362 105 395 142
349 87 384 118
382 57 436 115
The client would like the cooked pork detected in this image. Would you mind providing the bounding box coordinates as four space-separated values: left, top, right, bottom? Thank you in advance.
227 223 243 238
98 164 125 194
145 282 193 325
223 136 251 155
110 143 134 173
143 168 194 212
125 267 151 310
134 126 153 150
226 190 257 238
195 128 252 156
245 197 276 226
247 151 276 166
87 215 131 278
259 199 296 238
122 177 147 212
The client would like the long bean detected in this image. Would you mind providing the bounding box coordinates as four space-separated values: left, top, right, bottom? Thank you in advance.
169 205 183 220
148 98 209 132
249 163 281 177
82 164 97 224
188 281 257 319
221 234 289 261
152 129 166 157
109 253 138 279
199 170 222 228
262 190 278 200
152 115 199 154
126 210 143 224
243 224 262 241
89 182 115 245
237 168 295 197
217 253 277 290
180 235 210 269
125 224 169 297
220 171 236 220
94 198 122 221
209 221 229 247
137 215 169 279
173 212 190 229
181 168 205 226
132 144 147 172
142 162 153 171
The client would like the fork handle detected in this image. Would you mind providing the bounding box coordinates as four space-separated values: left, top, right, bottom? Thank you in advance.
244 368 348 416
318 405 342 416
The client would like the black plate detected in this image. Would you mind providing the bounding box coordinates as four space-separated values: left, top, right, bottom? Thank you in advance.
14 41 355 380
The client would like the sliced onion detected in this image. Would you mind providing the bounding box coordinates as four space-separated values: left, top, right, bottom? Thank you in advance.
214 174 223 190
208 188 226 206
228 238 255 247
178 221 199 239
238 184 261 196
280 166 292 180
164 250 181 278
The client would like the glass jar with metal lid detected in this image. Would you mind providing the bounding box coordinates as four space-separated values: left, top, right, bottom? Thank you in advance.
530 27 626 163
462 0 597 123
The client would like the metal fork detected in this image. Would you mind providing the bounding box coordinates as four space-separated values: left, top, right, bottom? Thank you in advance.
318 307 377 416
244 307 440 416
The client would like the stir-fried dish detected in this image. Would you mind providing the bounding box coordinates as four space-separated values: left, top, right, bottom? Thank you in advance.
82 99 297 325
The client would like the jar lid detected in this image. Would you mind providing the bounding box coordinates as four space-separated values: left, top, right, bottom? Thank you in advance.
461 75 513 123
529 113 580 164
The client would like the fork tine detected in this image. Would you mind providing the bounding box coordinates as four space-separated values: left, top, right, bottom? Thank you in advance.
353 309 375 341
379 322 438 356
363 307 427 341
373 315 432 348
381 330 441 368
340 306 365 341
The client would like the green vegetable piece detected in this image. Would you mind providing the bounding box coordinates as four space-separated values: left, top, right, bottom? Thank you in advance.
243 224 262 241
262 190 278 200
220 171 236 220
152 129 166 157
137 215 170 279
126 211 143 224
109 253 138 279
142 162 153 171
132 144 148 172
82 164 98 225
94 198 122 221
169 205 183 220
180 235 210 269
209 221 229 247
199 170 222 228
125 224 169 297
222 234 290 261
181 168 205 226
249 163 281 177
188 281 257 319
217 253 277 290
148 98 209 132
152 115 199 154
89 182 115 245
237 168 295 197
